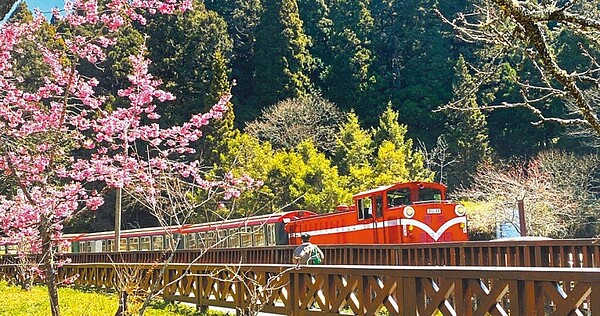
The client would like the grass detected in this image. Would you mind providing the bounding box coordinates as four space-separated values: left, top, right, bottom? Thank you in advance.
0 281 224 316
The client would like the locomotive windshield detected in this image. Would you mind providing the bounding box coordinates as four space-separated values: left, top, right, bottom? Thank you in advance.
418 188 442 201
386 188 411 207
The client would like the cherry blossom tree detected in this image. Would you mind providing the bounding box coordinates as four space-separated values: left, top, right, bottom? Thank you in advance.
0 1 253 315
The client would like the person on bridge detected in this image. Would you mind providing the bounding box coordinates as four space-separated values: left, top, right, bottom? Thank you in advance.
293 233 324 265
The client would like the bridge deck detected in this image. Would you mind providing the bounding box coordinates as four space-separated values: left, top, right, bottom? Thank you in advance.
1 263 598 315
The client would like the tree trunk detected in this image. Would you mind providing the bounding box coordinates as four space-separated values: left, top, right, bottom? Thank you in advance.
40 220 61 316
115 291 129 316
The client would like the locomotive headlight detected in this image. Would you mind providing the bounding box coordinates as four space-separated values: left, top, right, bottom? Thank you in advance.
403 206 415 218
454 205 466 217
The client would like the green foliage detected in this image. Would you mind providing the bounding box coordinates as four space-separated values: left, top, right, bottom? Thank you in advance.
0 0 17 21
143 1 233 125
8 3 62 94
323 0 379 117
372 106 434 185
216 133 351 214
199 51 237 166
205 0 263 127
267 140 351 212
333 111 374 183
297 0 333 87
335 108 433 192
0 281 210 316
443 55 492 189
250 0 315 119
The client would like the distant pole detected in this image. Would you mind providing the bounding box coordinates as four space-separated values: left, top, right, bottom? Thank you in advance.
115 188 122 251
517 199 527 236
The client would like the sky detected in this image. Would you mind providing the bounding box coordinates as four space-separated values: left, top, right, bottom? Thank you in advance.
24 0 64 13
1 1 64 23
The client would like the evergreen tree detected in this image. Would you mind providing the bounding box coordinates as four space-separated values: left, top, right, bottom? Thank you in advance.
7 2 61 93
444 56 492 189
211 132 276 218
143 1 233 126
249 0 315 121
0 0 17 21
205 0 263 128
370 0 464 143
372 106 434 184
268 140 351 212
333 111 375 191
324 0 379 119
297 0 333 87
200 51 238 165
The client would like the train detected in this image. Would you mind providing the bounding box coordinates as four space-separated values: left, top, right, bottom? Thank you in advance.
0 181 468 254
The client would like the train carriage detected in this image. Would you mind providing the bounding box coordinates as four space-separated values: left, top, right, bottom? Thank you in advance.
64 210 315 253
285 182 468 245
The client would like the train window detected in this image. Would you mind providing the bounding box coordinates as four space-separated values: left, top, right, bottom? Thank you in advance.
266 224 276 246
120 238 128 251
70 242 80 253
217 230 227 248
419 188 442 202
252 226 266 246
229 228 240 248
387 188 411 208
140 236 151 251
165 235 178 250
101 240 107 252
128 237 139 251
358 197 373 220
186 233 197 249
375 195 383 217
207 231 216 247
152 236 164 250
241 227 252 247
106 239 114 252
198 232 206 248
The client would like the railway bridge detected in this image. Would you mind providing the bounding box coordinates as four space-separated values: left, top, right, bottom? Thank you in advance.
1 239 600 315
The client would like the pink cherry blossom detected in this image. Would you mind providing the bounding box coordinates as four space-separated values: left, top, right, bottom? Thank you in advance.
0 3 261 308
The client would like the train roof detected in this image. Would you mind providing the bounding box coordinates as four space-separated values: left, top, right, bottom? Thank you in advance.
63 210 315 241
353 181 447 198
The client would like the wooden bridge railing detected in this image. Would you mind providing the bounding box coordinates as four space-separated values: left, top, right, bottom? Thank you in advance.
2 238 597 267
1 262 599 315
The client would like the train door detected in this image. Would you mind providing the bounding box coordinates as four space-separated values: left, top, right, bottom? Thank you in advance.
357 196 375 243
373 194 385 243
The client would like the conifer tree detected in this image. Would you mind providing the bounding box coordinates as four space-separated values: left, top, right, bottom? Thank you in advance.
372 106 434 184
143 0 233 125
324 0 377 117
7 2 59 93
268 140 350 212
334 111 375 191
200 51 238 165
250 0 315 119
297 0 333 87
444 55 492 189
205 0 263 126
0 0 17 21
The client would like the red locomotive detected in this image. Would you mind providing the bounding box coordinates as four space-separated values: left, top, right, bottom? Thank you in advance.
286 182 468 245
0 181 467 254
